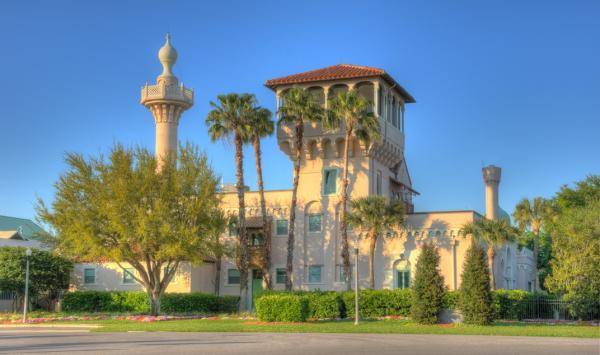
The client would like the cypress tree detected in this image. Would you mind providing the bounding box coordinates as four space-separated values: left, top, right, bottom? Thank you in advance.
411 243 446 324
459 243 494 325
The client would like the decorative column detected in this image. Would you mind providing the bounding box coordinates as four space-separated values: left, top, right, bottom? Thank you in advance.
373 81 379 116
140 34 194 169
323 86 330 109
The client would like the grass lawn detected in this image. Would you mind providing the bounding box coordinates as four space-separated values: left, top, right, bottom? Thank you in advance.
58 318 600 338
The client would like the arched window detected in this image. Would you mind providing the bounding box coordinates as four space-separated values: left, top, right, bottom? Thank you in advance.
394 260 411 289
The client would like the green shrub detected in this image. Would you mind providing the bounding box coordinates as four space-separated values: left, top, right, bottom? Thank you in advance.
61 291 237 314
256 291 344 319
411 243 446 324
459 244 493 325
444 291 459 310
492 289 530 320
255 294 308 322
343 289 413 318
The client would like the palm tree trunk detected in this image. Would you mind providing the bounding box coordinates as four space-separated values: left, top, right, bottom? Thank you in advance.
532 225 540 292
340 127 352 290
234 129 249 311
487 246 496 290
286 118 303 291
214 255 221 296
368 229 377 289
254 137 272 289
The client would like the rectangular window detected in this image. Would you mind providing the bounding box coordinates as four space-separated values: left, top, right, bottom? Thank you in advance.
276 220 289 236
323 168 338 195
228 223 238 236
227 269 240 285
84 268 96 284
397 270 410 289
308 265 322 283
308 214 322 233
275 268 287 284
336 264 353 282
376 170 382 195
122 267 136 284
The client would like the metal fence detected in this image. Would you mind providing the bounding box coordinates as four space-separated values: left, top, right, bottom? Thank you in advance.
521 298 599 321
0 290 15 301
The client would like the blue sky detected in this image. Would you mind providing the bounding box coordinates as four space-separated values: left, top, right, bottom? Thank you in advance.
1 0 598 222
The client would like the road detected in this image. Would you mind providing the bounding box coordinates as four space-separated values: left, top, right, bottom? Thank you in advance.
0 328 598 354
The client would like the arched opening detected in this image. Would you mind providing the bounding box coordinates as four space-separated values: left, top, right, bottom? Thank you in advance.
393 259 411 289
356 81 374 112
307 86 325 107
328 84 348 102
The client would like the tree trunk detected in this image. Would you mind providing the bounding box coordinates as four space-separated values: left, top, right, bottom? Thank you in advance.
368 230 377 289
340 127 352 290
254 137 272 289
487 246 496 290
214 255 221 296
286 118 303 291
234 129 249 311
148 288 162 316
532 225 540 292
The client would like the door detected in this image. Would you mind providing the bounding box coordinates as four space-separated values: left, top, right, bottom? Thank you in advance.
251 269 264 309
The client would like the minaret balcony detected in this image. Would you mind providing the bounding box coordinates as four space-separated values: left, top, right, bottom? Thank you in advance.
140 82 194 106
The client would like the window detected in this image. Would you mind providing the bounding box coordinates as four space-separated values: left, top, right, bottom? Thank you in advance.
275 268 287 284
376 170 382 195
163 265 177 282
397 270 410 289
227 269 240 285
276 220 288 236
308 214 322 233
323 168 338 195
336 264 353 282
84 268 96 284
228 222 238 236
251 233 265 246
377 86 382 116
308 265 322 283
122 267 136 284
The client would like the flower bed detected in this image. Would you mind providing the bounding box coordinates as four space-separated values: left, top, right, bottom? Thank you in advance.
1 313 210 324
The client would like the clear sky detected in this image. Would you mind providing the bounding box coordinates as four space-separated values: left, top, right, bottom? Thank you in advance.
1 0 598 222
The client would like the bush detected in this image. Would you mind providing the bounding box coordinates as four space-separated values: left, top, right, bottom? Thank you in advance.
62 291 238 314
492 289 530 320
459 244 493 325
255 294 308 322
444 291 459 310
411 243 446 324
256 291 344 319
343 289 413 318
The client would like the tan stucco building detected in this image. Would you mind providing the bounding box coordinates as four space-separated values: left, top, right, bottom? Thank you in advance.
71 37 534 303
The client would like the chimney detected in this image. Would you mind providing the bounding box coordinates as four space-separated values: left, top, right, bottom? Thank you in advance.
482 165 501 220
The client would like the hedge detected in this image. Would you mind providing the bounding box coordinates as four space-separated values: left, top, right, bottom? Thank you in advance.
62 291 238 314
255 294 308 322
343 289 413 318
257 290 344 319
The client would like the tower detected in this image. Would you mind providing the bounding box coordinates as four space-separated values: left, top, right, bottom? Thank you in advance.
140 34 194 168
482 165 501 220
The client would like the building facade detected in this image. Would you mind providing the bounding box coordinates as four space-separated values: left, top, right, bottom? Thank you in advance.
71 38 534 303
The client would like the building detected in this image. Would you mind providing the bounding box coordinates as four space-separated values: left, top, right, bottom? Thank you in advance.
71 37 534 304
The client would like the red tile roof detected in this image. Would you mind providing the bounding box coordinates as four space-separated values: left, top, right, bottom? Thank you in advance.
265 64 415 103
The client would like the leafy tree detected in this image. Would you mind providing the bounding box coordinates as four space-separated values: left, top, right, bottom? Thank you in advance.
459 243 493 325
278 86 323 291
460 219 518 290
37 144 222 315
206 93 255 309
0 247 72 312
545 176 599 319
345 196 404 289
326 89 380 289
245 105 274 289
513 197 550 291
411 243 446 324
206 210 231 296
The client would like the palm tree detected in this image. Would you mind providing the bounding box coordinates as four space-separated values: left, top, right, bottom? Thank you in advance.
346 196 405 289
513 197 548 292
326 89 380 289
460 218 518 290
278 86 323 291
245 106 274 289
206 93 254 310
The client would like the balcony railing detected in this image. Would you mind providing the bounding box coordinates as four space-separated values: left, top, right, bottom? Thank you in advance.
140 83 194 105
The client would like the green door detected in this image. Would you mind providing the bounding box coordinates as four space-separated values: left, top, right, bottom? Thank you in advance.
251 269 264 309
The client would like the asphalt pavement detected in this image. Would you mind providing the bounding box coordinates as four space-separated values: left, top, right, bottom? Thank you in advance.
0 328 598 354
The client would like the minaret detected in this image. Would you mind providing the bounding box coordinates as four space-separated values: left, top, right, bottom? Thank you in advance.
482 165 501 220
141 34 194 168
